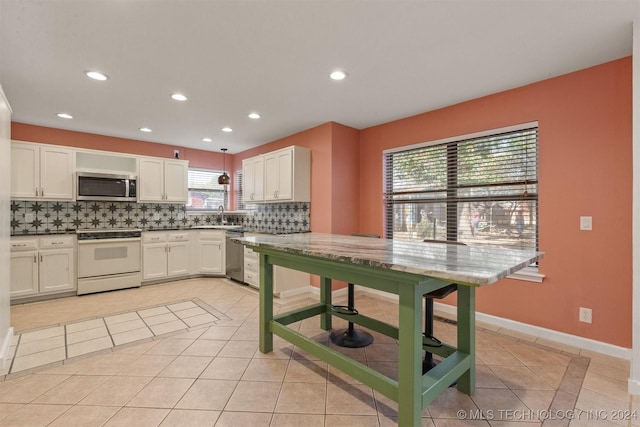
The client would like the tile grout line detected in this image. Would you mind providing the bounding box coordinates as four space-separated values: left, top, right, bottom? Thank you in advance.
4 298 222 378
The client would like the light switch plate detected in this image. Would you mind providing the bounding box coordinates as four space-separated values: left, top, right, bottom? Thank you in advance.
580 216 592 231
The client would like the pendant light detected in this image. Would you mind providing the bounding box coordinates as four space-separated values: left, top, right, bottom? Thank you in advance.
218 148 230 185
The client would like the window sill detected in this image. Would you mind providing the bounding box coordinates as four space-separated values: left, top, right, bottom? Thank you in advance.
507 267 545 283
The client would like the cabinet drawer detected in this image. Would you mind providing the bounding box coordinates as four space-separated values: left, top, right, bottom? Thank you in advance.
40 236 74 249
143 232 167 243
198 231 224 241
167 232 189 242
10 239 38 251
244 270 258 286
244 259 258 272
244 247 258 260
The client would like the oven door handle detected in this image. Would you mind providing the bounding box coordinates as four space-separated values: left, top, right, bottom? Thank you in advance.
78 237 141 244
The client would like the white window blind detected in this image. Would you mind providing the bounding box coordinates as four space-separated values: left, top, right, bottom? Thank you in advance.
187 168 228 210
384 125 538 251
235 169 244 210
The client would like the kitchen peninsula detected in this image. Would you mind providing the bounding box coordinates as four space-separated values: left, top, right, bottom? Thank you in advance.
236 233 544 426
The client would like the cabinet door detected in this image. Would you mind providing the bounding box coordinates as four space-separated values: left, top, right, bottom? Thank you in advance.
263 153 279 201
10 251 39 298
139 158 165 202
264 149 292 201
39 248 75 293
40 146 74 200
274 149 293 200
164 160 188 203
142 243 168 280
10 142 39 198
198 240 223 274
273 266 310 296
242 159 255 201
243 157 264 202
167 242 189 277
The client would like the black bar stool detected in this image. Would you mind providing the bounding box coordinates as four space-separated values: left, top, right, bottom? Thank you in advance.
422 239 464 374
329 233 380 348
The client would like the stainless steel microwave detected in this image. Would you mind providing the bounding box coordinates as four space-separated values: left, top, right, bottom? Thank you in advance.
76 172 137 202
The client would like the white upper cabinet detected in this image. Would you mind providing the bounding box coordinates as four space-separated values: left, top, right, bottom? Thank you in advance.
139 157 188 203
11 141 74 200
244 146 310 203
242 155 264 202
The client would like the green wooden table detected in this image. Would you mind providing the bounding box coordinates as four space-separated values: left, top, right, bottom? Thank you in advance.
236 233 543 426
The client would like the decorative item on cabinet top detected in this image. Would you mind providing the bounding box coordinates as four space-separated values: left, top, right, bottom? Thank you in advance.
10 200 310 235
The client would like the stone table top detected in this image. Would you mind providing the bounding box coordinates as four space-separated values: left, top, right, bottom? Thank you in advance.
235 232 544 286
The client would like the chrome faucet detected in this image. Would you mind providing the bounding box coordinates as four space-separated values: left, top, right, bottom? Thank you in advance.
218 205 226 224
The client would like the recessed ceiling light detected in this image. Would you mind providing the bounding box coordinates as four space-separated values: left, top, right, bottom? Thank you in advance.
57 113 73 119
85 71 109 81
139 127 152 133
221 127 233 132
202 137 212 142
248 112 261 119
171 93 187 101
329 70 347 80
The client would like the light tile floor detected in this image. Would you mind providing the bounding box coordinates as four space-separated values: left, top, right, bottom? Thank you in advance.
4 299 224 375
0 277 636 426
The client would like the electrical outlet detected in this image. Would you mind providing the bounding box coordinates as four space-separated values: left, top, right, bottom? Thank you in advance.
24 213 34 223
153 213 160 221
173 149 179 159
579 307 592 324
580 216 592 231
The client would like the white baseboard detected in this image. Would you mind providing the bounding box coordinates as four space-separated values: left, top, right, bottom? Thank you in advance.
353 286 632 360
0 327 14 371
433 302 631 360
629 379 640 395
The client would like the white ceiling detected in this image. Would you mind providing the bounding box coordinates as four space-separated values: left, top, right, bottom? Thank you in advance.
1 0 638 154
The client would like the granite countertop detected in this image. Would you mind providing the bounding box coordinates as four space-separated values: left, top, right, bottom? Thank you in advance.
235 232 544 286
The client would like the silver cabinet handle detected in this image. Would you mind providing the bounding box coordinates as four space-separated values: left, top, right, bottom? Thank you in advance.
33 255 37 263
35 188 38 196
41 188 44 197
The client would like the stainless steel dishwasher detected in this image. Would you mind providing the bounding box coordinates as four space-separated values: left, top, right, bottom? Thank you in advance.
225 229 245 282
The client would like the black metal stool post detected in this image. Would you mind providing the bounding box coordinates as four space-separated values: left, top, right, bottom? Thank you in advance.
329 233 379 348
422 283 457 373
422 239 464 375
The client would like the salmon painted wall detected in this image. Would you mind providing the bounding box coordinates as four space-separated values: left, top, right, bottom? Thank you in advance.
330 123 360 235
233 122 360 236
359 57 633 347
233 122 359 290
11 122 235 203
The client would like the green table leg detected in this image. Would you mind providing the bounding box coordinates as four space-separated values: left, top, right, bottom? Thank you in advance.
320 277 332 331
259 254 274 353
397 283 423 426
456 285 476 394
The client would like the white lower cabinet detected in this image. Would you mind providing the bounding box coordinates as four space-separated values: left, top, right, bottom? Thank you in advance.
197 231 225 274
243 234 310 297
10 236 76 300
142 231 190 281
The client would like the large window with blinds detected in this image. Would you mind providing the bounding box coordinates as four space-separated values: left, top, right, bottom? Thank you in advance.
383 123 538 251
186 168 228 211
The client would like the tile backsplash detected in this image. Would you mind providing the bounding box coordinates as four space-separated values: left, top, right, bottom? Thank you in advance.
10 201 310 235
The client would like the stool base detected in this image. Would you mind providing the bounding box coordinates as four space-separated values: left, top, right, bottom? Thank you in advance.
330 327 374 348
